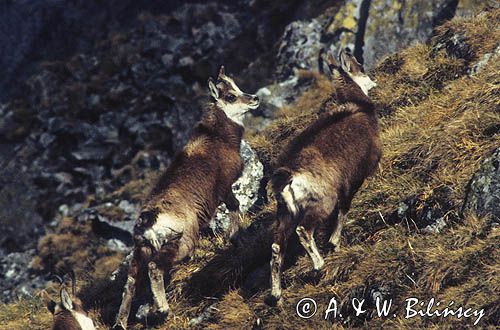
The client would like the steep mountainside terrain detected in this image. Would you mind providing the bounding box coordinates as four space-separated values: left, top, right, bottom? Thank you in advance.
0 1 498 329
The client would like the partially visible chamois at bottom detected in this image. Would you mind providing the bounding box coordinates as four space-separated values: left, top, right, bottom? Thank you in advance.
268 48 381 304
43 271 96 330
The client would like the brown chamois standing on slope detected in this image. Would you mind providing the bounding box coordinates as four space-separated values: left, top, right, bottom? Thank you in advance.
268 48 381 304
43 271 96 330
113 66 259 329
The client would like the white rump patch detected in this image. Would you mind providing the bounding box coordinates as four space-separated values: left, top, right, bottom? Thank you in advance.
143 213 185 251
280 173 319 216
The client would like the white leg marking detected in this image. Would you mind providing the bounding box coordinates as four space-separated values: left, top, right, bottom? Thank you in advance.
270 243 282 301
148 262 169 314
296 226 324 271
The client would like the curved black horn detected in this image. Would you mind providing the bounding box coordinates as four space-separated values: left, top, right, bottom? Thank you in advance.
52 274 64 284
67 269 76 296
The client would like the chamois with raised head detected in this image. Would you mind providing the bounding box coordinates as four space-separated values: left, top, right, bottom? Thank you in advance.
268 48 381 304
113 66 259 329
44 271 96 330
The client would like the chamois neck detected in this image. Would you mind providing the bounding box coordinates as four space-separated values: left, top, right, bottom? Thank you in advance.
334 75 374 112
196 103 243 146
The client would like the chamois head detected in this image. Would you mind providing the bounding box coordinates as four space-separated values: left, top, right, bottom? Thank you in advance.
326 48 377 96
208 66 260 125
43 272 96 330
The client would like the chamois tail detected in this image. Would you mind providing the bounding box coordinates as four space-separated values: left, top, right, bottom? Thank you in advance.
270 167 292 194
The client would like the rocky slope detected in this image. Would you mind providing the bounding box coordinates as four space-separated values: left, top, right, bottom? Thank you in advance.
0 1 498 329
0 0 339 301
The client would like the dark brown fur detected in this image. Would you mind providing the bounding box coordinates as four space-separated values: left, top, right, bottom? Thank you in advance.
268 49 381 303
114 67 259 328
51 311 84 330
132 104 244 266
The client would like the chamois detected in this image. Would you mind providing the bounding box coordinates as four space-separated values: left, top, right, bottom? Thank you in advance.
43 271 96 330
113 66 259 329
268 48 381 304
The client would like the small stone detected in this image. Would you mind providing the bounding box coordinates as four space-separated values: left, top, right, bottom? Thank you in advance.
161 53 174 67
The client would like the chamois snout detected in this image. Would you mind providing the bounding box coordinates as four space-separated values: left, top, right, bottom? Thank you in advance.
242 93 260 109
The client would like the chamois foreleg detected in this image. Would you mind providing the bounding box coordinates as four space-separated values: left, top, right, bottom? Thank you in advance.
296 208 328 271
223 190 240 212
148 261 169 316
114 250 141 330
269 202 296 305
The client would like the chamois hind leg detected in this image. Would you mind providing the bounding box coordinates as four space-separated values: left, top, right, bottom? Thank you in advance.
328 199 350 250
328 208 346 250
114 249 142 330
148 261 169 316
296 210 326 271
269 203 296 305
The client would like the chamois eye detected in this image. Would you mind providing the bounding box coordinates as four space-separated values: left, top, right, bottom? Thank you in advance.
226 94 236 103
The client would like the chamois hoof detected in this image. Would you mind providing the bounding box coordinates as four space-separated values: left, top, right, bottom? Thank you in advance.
327 242 341 253
136 303 169 325
149 309 169 325
307 268 323 285
111 322 126 330
265 294 283 307
135 303 152 321
271 243 280 255
312 258 325 271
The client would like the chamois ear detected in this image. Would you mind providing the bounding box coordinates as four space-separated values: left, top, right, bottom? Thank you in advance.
208 77 219 100
42 290 56 315
338 48 351 73
326 51 342 78
60 288 74 311
68 269 76 296
218 65 225 79
339 47 363 74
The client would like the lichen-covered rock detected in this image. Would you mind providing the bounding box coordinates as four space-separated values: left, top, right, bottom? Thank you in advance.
363 0 458 68
322 0 362 61
255 75 315 120
463 148 500 218
469 45 500 75
275 18 325 80
0 249 47 302
323 0 480 69
0 168 44 253
210 140 263 236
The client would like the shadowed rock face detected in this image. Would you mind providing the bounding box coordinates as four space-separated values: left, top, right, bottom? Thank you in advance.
0 0 191 102
0 0 337 302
